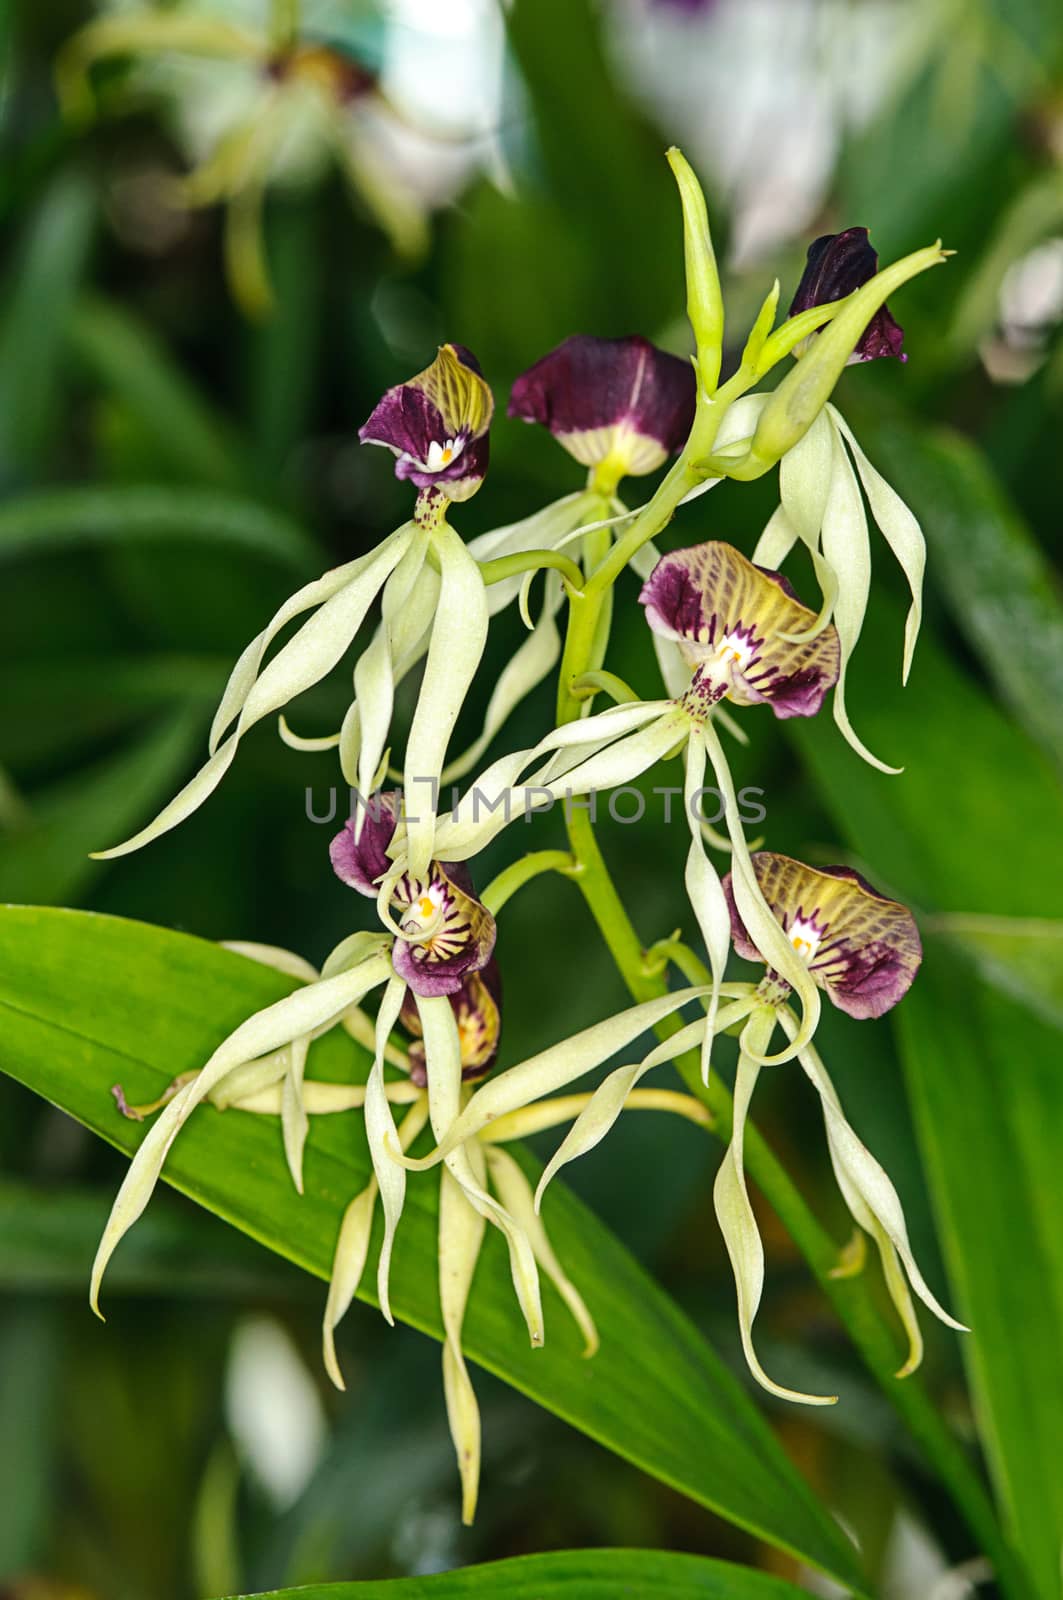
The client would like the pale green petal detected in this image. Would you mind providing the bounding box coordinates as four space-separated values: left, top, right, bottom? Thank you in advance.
417 995 543 1347
404 527 489 877
364 974 411 1325
684 732 731 1082
487 1145 598 1358
276 717 342 752
323 1181 378 1391
530 1001 752 1213
95 530 414 859
320 930 391 980
209 528 411 755
351 532 429 801
220 942 320 985
700 718 821 1062
440 575 563 786
399 985 711 1172
220 940 319 1188
780 409 834 545
821 430 899 774
322 1095 429 1391
438 1164 487 1524
751 505 799 569
431 712 682 865
830 406 925 684
797 1035 968 1337
90 955 391 1314
714 1028 837 1407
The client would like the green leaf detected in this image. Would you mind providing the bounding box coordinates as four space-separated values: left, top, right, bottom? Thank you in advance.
0 485 319 573
791 605 1063 1598
0 906 866 1593
67 294 249 491
219 1549 812 1600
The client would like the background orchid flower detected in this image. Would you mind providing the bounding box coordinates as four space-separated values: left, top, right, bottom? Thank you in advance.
709 853 966 1404
57 1 435 316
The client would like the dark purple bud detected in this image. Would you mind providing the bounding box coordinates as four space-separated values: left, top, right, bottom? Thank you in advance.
789 228 907 363
723 853 922 1019
509 335 695 478
359 344 494 501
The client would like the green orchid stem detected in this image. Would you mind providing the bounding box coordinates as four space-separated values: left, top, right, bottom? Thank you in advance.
478 548 585 594
481 850 576 917
553 540 1032 1600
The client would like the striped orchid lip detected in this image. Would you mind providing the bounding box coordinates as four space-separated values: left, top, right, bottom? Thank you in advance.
508 335 695 479
723 853 922 1019
360 343 494 501
401 959 502 1084
789 228 907 363
639 541 840 719
330 794 496 999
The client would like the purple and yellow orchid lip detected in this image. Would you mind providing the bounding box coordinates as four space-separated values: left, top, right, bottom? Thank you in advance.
359 343 494 501
508 335 695 478
639 541 840 719
723 853 922 1019
789 228 907 363
330 795 496 999
402 959 502 1085
390 859 496 997
329 791 403 898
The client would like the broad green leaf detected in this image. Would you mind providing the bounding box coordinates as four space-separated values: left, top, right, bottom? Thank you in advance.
0 485 318 573
221 1549 812 1600
926 913 1063 1032
0 906 866 1592
791 604 1063 1598
858 420 1063 773
67 294 248 491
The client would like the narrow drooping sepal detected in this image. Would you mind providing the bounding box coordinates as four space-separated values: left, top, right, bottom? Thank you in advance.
329 791 402 896
640 541 840 718
509 335 695 477
790 229 906 363
724 853 922 1019
360 343 494 500
401 958 502 1082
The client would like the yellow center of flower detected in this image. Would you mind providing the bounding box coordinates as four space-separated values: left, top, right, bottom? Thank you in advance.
787 915 823 965
418 896 435 918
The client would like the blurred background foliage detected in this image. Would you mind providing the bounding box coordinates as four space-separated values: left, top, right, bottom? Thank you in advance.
1 0 1062 1596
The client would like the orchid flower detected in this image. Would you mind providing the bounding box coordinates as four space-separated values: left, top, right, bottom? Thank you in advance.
57 1 435 315
92 345 492 877
710 852 967 1404
425 540 840 1074
93 819 714 1524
